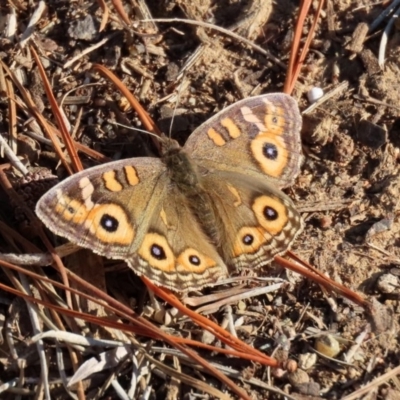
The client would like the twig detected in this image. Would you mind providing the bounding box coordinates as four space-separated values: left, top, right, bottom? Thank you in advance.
31 330 129 348
0 252 53 266
63 35 115 69
341 364 400 400
19 272 51 400
195 283 284 314
55 344 78 400
142 18 287 69
151 347 298 400
4 7 17 42
378 5 400 68
19 0 47 48
369 0 400 32
0 134 29 175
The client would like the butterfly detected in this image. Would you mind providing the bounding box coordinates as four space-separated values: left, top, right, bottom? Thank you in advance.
36 93 303 292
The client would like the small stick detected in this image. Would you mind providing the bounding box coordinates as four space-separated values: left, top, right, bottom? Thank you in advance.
142 18 287 69
0 134 29 175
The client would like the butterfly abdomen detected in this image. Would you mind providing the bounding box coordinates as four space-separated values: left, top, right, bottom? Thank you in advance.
163 145 222 246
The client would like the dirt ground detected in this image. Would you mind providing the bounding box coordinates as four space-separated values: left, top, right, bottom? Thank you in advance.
0 0 400 399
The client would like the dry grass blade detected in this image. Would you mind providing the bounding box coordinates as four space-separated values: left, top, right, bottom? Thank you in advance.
279 253 372 310
144 278 281 369
284 0 325 94
378 4 400 68
9 94 110 162
93 64 163 141
193 283 284 314
0 60 74 175
30 47 83 173
4 66 18 155
0 135 28 176
111 0 131 26
142 352 234 400
341 364 400 400
142 17 287 69
97 0 109 32
0 258 252 400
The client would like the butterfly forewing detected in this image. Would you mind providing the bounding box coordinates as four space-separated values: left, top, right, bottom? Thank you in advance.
184 93 302 189
36 158 167 259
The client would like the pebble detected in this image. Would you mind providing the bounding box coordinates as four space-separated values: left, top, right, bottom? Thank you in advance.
307 87 324 103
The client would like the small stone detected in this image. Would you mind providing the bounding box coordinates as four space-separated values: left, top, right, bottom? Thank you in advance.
142 305 154 318
286 359 298 373
94 97 106 107
307 87 324 103
68 15 98 41
315 335 341 358
357 119 387 149
165 62 179 81
287 368 309 386
234 316 244 327
163 311 172 326
376 274 399 294
320 215 333 229
298 353 317 370
272 368 286 378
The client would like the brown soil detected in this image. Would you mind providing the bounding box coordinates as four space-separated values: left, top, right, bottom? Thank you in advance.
0 1 399 399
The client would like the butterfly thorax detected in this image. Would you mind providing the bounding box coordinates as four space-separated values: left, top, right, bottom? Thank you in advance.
162 138 200 191
162 138 221 246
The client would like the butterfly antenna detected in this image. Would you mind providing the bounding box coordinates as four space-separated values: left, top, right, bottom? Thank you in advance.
109 121 163 142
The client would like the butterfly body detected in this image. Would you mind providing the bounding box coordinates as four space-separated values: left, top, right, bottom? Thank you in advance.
36 93 303 292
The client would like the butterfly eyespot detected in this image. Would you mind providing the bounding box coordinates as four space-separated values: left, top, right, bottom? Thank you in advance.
67 206 75 214
234 227 269 256
250 133 287 178
150 243 167 260
242 234 254 245
272 116 278 124
253 195 288 235
139 233 174 272
178 249 216 273
263 142 278 160
264 206 278 221
100 214 119 232
188 254 201 266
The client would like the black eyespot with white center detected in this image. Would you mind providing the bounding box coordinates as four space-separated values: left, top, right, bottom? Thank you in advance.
100 214 119 232
243 234 254 245
67 206 75 214
263 142 278 160
264 206 278 221
189 255 201 266
151 244 166 260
